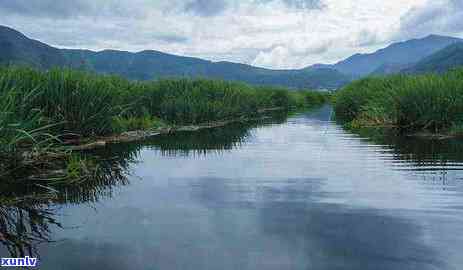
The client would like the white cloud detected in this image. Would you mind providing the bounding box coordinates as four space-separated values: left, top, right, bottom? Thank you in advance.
398 0 463 39
253 46 290 68
1 0 456 69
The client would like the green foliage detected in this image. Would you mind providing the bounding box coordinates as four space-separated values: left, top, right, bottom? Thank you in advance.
301 91 329 107
449 122 463 136
112 115 166 132
0 66 326 158
142 79 260 124
0 68 51 157
254 86 329 110
0 67 120 137
0 65 330 186
334 68 463 133
39 69 121 136
404 43 463 74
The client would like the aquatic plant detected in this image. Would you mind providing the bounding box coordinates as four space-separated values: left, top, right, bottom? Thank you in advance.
0 69 58 164
334 68 463 134
0 66 326 139
0 66 327 185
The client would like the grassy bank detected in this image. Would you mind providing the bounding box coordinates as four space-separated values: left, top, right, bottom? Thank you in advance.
334 68 463 136
0 66 328 180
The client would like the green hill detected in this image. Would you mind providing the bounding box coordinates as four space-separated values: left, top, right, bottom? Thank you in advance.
0 25 67 68
403 43 463 74
310 34 463 77
63 49 349 89
0 25 349 90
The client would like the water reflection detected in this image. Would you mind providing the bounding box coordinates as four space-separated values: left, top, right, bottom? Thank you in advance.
351 127 463 166
0 107 462 269
0 199 60 257
0 114 286 258
144 123 253 157
144 113 288 157
194 175 442 269
0 148 137 257
348 127 463 194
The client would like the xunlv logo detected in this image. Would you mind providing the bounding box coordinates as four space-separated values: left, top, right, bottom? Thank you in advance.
1 256 38 267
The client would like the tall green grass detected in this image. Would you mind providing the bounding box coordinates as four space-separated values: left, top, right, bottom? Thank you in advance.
0 66 327 159
3 68 127 137
334 68 463 133
0 70 51 160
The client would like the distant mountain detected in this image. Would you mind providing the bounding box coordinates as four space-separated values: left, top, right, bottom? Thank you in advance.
0 25 67 68
402 43 463 74
63 49 349 89
310 34 463 77
5 24 462 88
370 63 413 76
0 25 349 90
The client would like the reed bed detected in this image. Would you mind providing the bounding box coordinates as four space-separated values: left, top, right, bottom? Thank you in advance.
334 68 463 134
0 66 328 177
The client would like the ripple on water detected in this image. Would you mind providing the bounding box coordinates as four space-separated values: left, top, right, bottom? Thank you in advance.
2 105 463 269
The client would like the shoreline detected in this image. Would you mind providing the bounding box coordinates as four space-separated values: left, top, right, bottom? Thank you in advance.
69 107 285 151
10 108 286 183
344 123 462 140
407 131 461 140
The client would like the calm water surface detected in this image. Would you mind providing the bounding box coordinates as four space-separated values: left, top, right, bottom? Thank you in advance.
2 106 463 269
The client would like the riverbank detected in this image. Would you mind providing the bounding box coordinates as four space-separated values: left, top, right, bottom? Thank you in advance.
333 68 463 138
69 108 284 151
4 109 292 187
0 66 328 184
6 104 463 268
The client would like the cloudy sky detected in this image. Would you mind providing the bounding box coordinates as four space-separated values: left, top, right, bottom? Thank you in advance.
0 0 462 69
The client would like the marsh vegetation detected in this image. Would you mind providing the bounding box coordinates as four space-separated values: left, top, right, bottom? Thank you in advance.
0 66 328 183
334 68 463 136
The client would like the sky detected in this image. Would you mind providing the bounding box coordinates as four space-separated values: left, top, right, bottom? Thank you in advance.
0 0 462 69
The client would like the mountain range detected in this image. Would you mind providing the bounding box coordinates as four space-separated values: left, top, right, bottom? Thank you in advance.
313 34 463 77
402 43 463 74
0 25 348 90
1 25 463 89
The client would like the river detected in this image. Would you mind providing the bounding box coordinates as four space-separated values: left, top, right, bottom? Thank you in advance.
1 105 463 269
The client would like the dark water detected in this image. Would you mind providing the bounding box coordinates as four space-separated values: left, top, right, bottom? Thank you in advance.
1 106 463 269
